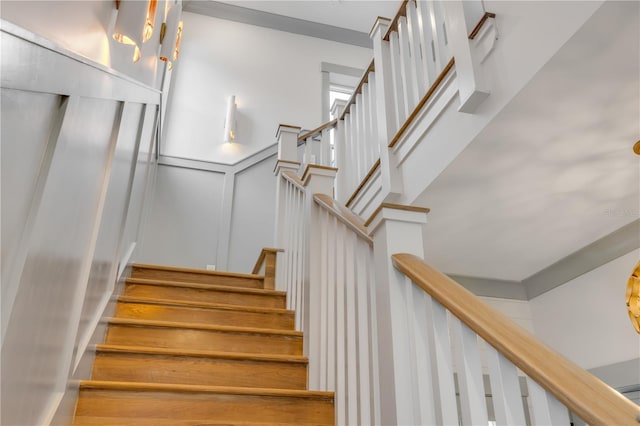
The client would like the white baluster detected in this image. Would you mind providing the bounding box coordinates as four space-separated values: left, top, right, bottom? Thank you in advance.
431 0 449 68
355 237 373 425
334 118 347 203
360 86 371 175
527 379 571 426
367 244 382 426
450 316 489 426
407 0 428 93
486 344 527 426
335 222 347 424
418 0 441 79
411 286 438 425
317 209 329 390
343 113 353 193
284 181 292 309
398 15 419 110
424 292 459 425
367 72 379 158
352 99 362 182
389 31 407 127
345 230 359 424
326 215 337 391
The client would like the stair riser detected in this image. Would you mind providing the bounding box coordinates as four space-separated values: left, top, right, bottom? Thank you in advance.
115 302 294 330
74 389 334 425
105 325 302 355
124 284 285 309
92 353 307 389
132 267 264 289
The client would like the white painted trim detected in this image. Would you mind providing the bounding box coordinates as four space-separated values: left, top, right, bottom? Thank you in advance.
392 70 458 166
39 391 65 426
117 242 137 281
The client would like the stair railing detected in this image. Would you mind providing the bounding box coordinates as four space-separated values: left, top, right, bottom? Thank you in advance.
389 253 640 425
308 193 380 425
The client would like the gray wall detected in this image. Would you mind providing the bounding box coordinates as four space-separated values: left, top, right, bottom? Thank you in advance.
0 24 160 425
136 165 225 269
136 151 278 275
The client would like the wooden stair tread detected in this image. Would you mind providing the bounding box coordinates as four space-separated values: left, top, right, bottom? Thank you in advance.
133 263 264 280
95 344 308 363
75 419 327 426
79 380 333 399
117 295 293 315
126 277 286 296
107 318 302 337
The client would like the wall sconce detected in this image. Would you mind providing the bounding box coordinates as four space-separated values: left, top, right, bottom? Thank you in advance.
113 0 159 62
224 96 237 143
159 0 183 70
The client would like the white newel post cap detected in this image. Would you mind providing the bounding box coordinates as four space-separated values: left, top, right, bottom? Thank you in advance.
366 203 430 237
330 99 347 120
369 16 391 40
300 164 338 196
276 124 301 163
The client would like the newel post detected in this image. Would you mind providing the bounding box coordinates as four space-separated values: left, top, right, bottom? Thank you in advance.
368 203 430 425
370 17 404 201
274 125 301 291
330 99 348 202
300 165 337 376
443 1 497 112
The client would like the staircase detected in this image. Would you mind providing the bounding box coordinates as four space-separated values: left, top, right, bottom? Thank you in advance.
73 264 335 425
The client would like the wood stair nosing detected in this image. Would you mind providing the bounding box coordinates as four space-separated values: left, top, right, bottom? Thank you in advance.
92 345 309 390
95 344 308 364
75 381 334 425
125 277 286 296
117 295 293 315
79 380 333 399
115 296 296 329
132 263 264 281
106 318 302 337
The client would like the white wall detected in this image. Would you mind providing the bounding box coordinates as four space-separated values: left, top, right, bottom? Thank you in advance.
228 156 277 272
162 12 372 164
136 164 226 268
1 0 164 89
529 249 640 370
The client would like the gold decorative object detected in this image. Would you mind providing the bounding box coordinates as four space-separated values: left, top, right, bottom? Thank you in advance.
634 140 640 155
626 260 640 333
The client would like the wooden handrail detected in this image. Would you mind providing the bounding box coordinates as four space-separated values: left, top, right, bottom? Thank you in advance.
298 119 337 142
345 159 381 208
392 253 640 426
300 164 338 183
389 57 455 148
468 12 496 40
313 194 373 245
382 0 411 41
339 59 376 121
251 247 284 290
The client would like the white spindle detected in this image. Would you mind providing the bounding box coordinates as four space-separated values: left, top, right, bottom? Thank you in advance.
527 379 571 426
450 316 490 426
389 31 407 128
411 287 438 424
355 237 373 425
335 223 347 425
343 113 353 193
486 344 527 426
367 72 379 159
432 0 449 68
326 215 337 391
407 1 428 93
416 0 438 83
352 100 362 181
424 293 459 425
318 209 329 389
284 182 292 308
345 230 359 424
398 15 419 110
360 86 370 176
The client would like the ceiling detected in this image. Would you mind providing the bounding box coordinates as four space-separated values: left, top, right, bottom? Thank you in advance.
183 0 399 47
419 1 640 282
213 0 398 33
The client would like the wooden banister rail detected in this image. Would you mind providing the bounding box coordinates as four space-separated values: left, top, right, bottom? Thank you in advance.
345 159 381 208
392 253 640 426
339 59 376 120
388 57 455 148
251 248 284 290
298 119 337 142
382 0 410 41
313 194 373 245
468 12 497 40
